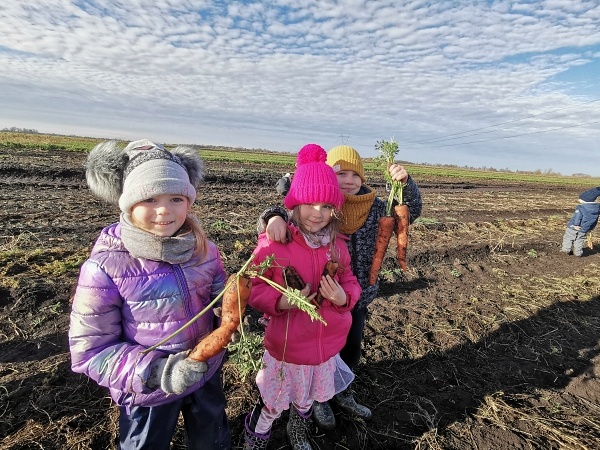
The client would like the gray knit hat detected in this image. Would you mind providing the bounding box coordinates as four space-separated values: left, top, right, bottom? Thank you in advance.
85 139 204 213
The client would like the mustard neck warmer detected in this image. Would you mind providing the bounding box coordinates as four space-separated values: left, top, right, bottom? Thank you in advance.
340 185 376 235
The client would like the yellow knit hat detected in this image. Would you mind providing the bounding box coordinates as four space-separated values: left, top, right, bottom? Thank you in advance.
327 145 365 183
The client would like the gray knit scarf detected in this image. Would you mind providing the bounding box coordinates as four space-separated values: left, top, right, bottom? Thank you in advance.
119 214 196 264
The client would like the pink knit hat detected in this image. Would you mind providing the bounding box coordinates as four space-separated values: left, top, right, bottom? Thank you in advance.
284 144 344 210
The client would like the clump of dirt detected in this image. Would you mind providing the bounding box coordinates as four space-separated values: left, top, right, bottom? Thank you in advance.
1 147 599 449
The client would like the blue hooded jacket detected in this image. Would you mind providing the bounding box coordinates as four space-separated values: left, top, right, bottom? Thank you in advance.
567 199 600 234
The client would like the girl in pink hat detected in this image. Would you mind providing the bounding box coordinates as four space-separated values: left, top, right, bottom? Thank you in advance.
242 144 362 450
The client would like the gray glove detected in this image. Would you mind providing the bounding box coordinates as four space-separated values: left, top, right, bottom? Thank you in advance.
147 351 208 394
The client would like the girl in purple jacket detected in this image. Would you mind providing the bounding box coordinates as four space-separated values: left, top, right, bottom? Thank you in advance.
242 144 362 450
69 140 230 450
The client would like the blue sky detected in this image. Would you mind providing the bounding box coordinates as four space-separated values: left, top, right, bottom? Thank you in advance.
1 1 599 176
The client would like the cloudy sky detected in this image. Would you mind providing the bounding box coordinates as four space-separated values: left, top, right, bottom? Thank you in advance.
1 1 600 176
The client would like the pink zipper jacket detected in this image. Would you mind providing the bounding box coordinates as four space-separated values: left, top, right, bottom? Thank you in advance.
249 225 362 365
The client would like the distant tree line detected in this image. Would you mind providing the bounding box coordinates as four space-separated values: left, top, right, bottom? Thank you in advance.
1 127 592 177
2 127 40 134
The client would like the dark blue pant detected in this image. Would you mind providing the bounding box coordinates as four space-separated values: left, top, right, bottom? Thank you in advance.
339 306 368 370
118 369 230 450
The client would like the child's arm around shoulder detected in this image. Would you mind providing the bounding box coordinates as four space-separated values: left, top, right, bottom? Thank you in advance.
402 175 423 223
257 205 290 243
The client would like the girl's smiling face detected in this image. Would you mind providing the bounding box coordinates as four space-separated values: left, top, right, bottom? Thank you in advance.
298 203 334 233
335 170 362 195
130 194 190 237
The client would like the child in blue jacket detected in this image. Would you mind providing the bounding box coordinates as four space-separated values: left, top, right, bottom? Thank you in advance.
561 186 600 256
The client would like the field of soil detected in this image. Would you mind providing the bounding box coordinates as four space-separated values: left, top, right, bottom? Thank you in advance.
1 146 599 450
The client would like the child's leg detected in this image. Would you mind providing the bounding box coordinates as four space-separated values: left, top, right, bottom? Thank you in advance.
291 400 313 417
573 232 587 256
242 397 281 449
182 368 230 450
118 401 181 450
246 396 282 435
339 306 368 370
561 228 576 253
287 404 314 450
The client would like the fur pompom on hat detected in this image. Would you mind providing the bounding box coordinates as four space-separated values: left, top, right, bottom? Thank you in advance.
327 145 365 183
284 144 344 210
85 139 204 213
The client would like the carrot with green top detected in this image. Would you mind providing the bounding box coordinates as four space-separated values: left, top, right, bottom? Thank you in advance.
189 274 251 362
368 138 409 285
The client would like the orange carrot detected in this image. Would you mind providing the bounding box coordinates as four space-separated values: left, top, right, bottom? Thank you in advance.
369 216 396 285
394 204 409 270
189 274 251 362
314 260 339 305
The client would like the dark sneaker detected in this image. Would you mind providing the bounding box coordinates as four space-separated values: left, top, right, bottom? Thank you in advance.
312 401 336 430
334 389 373 421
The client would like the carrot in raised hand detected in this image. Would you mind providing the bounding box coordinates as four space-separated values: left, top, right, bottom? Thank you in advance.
368 216 396 285
189 274 251 362
394 204 409 270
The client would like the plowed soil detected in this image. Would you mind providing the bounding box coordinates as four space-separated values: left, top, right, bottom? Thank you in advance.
1 147 599 450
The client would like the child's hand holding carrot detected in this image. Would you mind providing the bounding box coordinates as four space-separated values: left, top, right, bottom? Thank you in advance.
277 284 314 311
147 351 209 394
318 275 347 306
388 164 409 184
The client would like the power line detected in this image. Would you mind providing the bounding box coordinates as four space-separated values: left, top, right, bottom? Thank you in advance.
402 119 600 149
405 98 600 145
341 99 600 152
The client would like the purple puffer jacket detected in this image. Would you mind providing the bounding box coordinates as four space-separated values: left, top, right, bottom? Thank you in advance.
69 223 227 408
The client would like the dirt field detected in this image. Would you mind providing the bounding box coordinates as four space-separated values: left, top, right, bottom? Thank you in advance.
1 147 599 450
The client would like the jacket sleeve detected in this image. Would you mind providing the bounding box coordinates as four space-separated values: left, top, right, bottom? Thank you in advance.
402 175 423 224
69 260 160 395
209 245 228 303
256 205 289 235
579 206 599 233
335 266 362 312
333 239 362 312
571 208 583 227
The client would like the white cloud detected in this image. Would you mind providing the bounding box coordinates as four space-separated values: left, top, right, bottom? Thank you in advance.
0 0 599 174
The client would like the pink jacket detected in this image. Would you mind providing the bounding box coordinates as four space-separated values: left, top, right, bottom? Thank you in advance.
249 225 362 365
